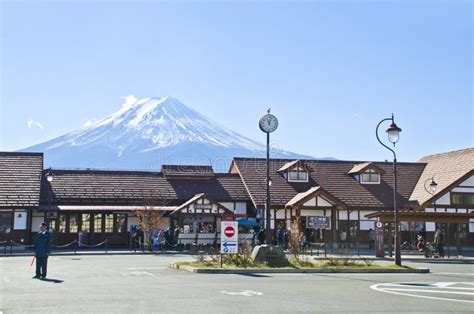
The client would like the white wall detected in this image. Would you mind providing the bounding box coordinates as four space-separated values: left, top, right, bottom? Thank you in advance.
435 193 450 205
459 175 474 186
317 196 333 207
13 211 27 230
235 202 247 215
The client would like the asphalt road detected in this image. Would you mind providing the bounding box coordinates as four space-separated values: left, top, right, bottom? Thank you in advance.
1 255 473 313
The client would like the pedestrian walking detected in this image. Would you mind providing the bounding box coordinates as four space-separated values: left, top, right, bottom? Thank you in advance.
340 229 347 248
434 229 445 258
33 222 51 279
368 228 375 249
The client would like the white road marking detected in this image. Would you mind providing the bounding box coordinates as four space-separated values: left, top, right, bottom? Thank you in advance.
3 275 10 283
125 267 167 270
434 272 474 276
121 271 155 277
221 290 263 297
371 282 474 304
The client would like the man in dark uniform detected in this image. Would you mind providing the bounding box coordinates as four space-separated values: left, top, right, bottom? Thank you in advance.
33 222 51 279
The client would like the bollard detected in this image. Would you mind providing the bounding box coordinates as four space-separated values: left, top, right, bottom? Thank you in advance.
105 240 108 254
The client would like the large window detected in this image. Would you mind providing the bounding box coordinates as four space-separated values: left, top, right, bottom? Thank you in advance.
288 167 308 182
116 214 127 233
81 214 91 233
360 169 380 184
451 193 474 206
69 214 79 233
105 214 114 233
0 212 13 234
58 214 67 233
94 214 103 233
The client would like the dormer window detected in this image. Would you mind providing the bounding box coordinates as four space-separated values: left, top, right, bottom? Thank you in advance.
348 162 384 185
360 169 380 184
278 160 312 183
288 167 308 182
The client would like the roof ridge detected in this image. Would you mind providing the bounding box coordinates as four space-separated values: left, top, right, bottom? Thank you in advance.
419 147 474 161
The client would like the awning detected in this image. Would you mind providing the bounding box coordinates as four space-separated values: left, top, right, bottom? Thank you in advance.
237 219 261 227
365 211 474 223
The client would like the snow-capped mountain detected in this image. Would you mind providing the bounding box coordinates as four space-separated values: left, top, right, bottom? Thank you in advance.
21 96 316 171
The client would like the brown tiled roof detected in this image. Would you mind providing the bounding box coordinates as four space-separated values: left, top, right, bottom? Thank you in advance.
0 152 43 208
161 165 214 178
410 148 474 206
232 158 425 209
40 169 249 206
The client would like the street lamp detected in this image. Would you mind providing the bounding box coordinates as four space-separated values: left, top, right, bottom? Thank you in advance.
259 109 278 245
45 168 54 216
376 114 402 266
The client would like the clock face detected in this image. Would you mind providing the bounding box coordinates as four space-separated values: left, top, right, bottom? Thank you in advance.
259 114 278 133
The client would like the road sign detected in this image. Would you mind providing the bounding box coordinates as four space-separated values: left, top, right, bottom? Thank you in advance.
221 241 238 254
221 221 238 242
221 221 238 254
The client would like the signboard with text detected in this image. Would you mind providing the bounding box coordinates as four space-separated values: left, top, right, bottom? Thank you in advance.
307 216 330 229
375 221 384 257
220 221 238 254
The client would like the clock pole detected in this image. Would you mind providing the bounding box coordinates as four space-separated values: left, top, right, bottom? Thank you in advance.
258 108 278 245
265 130 271 245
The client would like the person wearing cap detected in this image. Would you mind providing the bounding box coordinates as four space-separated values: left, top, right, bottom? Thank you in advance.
33 222 51 279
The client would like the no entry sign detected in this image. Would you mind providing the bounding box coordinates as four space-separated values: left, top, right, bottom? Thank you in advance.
224 226 235 238
221 221 238 254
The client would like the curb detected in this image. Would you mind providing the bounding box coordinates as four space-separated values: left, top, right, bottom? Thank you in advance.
169 263 430 274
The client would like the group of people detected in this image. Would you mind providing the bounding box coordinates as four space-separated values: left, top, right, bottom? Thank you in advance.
132 225 181 251
416 228 445 258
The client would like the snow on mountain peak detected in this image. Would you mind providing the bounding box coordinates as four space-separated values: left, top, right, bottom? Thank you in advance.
21 95 315 171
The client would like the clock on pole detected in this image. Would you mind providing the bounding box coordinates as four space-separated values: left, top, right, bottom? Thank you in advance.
259 109 278 244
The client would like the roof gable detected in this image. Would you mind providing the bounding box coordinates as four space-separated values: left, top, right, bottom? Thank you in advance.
410 148 474 206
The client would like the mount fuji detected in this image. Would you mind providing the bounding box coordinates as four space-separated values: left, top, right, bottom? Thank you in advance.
21 96 317 171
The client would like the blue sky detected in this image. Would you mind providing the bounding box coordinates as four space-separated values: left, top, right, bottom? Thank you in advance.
0 0 472 162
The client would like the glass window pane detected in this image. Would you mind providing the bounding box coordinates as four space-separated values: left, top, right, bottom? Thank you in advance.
0 212 13 234
81 214 90 233
69 214 79 233
298 171 308 181
59 214 67 233
94 214 103 233
105 214 114 233
289 171 299 180
116 214 126 233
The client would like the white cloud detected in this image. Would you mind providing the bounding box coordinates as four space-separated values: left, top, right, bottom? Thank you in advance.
27 119 44 130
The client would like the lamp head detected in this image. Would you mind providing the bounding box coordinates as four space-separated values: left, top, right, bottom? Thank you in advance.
386 114 402 145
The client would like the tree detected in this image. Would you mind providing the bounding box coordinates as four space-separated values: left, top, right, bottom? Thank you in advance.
132 197 169 251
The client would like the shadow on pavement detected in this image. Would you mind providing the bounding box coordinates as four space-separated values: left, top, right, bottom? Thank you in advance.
236 273 271 278
40 278 64 284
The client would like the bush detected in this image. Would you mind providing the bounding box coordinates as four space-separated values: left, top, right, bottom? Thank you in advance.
224 254 255 268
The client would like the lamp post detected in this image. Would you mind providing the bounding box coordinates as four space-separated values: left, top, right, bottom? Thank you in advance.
376 114 402 266
45 168 54 219
259 109 278 244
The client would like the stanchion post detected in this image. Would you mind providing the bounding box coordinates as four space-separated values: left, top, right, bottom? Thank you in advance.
74 240 77 254
105 240 108 254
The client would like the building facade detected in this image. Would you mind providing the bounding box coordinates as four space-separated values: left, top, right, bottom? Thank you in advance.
1 148 473 248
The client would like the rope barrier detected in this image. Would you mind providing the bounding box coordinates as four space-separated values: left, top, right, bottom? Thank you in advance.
10 240 34 247
51 240 78 248
77 240 108 248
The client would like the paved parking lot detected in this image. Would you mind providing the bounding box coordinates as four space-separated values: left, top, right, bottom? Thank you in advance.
1 255 473 313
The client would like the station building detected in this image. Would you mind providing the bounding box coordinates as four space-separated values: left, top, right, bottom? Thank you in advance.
1 148 473 248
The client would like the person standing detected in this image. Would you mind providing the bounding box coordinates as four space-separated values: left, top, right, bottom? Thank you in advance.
368 228 375 249
434 229 445 258
33 222 51 279
340 229 347 248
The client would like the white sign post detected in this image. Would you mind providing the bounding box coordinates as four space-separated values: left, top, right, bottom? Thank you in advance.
220 221 238 254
